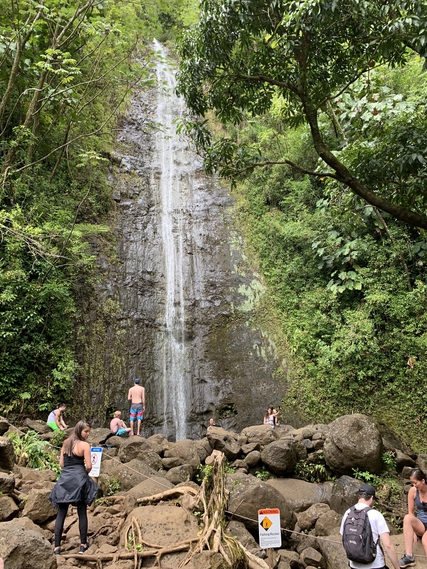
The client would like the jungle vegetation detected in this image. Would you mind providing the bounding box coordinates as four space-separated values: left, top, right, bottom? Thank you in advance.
176 0 427 449
2 0 427 450
0 0 183 417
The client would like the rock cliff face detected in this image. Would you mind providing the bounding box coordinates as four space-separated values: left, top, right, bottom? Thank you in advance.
76 42 290 439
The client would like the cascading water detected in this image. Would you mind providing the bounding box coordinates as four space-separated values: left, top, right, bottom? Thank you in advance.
77 41 295 439
153 40 188 440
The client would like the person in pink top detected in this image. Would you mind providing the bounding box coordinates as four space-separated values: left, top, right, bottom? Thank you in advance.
109 411 131 437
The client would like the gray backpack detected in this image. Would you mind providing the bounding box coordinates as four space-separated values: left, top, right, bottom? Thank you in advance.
342 506 378 564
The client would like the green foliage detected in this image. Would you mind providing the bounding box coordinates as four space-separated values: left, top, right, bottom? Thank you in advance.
255 466 271 481
6 430 61 476
105 477 121 496
0 0 164 416
295 458 334 483
225 61 427 449
177 0 427 228
196 464 213 484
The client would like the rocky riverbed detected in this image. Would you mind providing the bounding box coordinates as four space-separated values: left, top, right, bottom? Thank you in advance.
0 413 426 569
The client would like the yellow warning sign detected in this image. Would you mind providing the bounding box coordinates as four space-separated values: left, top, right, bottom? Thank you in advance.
258 508 281 548
260 516 273 531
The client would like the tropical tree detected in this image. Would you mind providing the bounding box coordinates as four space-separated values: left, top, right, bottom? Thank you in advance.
177 0 427 229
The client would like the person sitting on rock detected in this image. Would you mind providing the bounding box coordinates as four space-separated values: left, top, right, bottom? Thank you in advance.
208 417 221 428
399 468 427 567
46 404 68 431
110 411 131 437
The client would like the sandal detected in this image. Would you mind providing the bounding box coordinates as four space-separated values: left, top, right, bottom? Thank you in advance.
78 543 90 554
53 547 61 555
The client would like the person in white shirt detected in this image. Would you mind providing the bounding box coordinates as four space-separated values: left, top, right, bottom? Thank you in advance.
340 483 401 569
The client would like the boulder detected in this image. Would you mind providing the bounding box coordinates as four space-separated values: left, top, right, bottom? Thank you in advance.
241 425 279 446
22 485 56 523
121 503 199 548
329 475 361 515
194 438 212 462
241 442 261 454
185 551 231 569
315 510 342 536
163 439 201 468
300 547 324 568
395 449 416 471
260 439 298 474
297 503 330 531
226 520 260 551
23 418 51 434
146 433 168 455
88 427 112 445
0 495 19 521
117 437 157 463
267 479 333 513
245 450 261 468
126 475 174 499
206 428 241 460
165 464 194 484
99 458 161 492
0 417 10 436
0 471 15 495
0 436 15 471
323 414 382 475
227 472 295 532
316 532 347 569
0 520 56 569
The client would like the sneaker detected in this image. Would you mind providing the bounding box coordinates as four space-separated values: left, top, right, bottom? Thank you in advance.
78 543 90 555
399 554 415 567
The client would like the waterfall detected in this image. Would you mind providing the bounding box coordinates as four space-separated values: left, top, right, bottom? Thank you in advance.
153 39 188 440
79 41 290 439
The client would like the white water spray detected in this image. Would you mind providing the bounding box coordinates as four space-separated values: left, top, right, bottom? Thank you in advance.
153 40 189 440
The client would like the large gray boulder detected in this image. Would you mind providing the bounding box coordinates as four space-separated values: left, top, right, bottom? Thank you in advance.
329 475 361 515
99 457 162 492
267 479 333 512
163 439 202 468
0 436 15 471
0 471 15 495
23 418 51 434
0 495 19 521
22 485 56 523
0 520 56 569
241 425 279 446
121 503 199 548
227 472 295 532
0 417 10 436
316 532 348 569
206 428 241 460
260 439 298 474
323 414 383 475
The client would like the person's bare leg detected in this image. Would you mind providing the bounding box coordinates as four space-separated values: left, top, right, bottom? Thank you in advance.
129 419 134 437
137 419 141 436
403 514 424 556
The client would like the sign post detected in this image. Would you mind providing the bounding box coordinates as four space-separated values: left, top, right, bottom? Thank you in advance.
258 508 281 568
89 446 103 478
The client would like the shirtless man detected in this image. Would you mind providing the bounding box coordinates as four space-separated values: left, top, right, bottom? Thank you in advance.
127 379 145 436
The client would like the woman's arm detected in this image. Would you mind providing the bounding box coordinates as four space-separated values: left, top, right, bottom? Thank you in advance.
82 442 92 473
59 447 65 468
408 486 416 515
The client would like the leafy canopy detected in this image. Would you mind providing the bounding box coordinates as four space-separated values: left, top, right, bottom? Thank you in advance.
177 0 427 229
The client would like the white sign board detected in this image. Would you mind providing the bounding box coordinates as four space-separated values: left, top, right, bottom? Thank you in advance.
258 508 282 549
89 447 103 477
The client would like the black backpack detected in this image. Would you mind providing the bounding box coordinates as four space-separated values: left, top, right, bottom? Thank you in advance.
342 506 378 564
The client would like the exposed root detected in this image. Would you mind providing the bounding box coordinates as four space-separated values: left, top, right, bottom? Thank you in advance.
137 486 199 505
